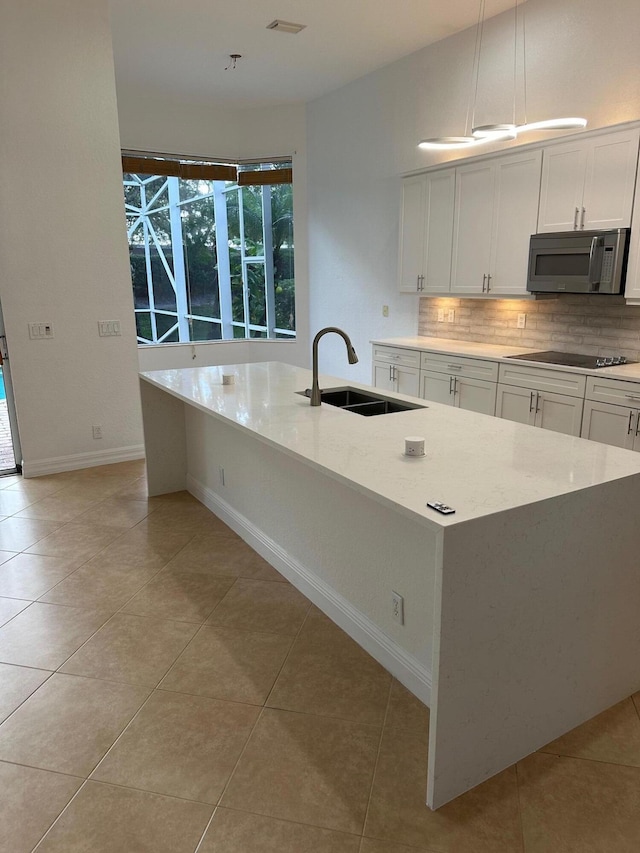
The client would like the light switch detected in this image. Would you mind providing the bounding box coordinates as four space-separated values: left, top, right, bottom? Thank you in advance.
28 322 54 339
98 320 122 337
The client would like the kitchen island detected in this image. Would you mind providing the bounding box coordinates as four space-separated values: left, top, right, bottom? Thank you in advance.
140 361 640 809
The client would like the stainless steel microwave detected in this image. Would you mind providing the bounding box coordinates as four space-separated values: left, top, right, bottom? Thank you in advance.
527 228 630 294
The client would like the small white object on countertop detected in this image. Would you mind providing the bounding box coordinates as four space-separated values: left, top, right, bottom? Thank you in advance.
404 436 425 457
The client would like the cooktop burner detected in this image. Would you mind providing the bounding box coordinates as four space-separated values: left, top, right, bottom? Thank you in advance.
507 351 636 369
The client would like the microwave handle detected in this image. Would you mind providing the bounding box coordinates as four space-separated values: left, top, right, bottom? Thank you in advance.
588 236 604 284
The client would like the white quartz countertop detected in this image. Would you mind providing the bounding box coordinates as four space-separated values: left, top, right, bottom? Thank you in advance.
140 362 640 530
372 336 640 382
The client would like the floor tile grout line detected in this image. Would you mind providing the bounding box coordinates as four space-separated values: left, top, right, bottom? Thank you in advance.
30 778 92 852
213 598 315 813
359 677 394 843
514 762 528 853
0 669 56 728
262 601 314 709
0 756 86 781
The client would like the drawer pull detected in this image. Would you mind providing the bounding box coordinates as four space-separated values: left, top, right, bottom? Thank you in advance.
636 412 640 437
447 364 462 370
628 411 635 435
624 394 640 402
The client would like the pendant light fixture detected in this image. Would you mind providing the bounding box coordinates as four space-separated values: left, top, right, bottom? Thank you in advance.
419 0 586 151
419 0 494 151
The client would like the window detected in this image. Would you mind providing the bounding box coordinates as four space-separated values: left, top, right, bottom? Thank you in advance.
123 157 295 344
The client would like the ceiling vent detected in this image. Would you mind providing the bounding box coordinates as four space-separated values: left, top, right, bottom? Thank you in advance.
266 19 306 34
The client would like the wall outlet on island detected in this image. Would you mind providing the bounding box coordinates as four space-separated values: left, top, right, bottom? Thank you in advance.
437 309 445 323
391 590 404 625
218 466 225 487
382 305 389 317
92 424 103 440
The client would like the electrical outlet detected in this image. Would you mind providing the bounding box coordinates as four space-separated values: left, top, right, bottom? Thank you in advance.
382 305 389 317
218 466 225 486
391 590 404 625
92 424 103 440
437 309 445 323
448 309 455 323
517 313 527 329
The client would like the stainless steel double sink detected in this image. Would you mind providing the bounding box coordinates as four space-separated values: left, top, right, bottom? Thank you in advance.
298 386 426 416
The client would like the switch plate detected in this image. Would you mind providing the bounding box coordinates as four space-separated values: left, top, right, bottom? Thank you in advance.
98 320 122 337
448 309 455 323
437 309 445 323
517 313 526 329
28 322 54 340
391 591 404 625
382 305 389 317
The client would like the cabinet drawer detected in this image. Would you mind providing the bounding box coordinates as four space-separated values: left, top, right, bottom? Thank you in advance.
420 351 499 382
372 345 421 369
498 363 586 398
585 375 640 407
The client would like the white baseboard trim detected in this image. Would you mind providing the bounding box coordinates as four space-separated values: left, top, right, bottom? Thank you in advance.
187 474 432 705
23 445 146 478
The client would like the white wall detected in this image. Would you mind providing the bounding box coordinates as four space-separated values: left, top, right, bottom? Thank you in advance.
117 93 310 372
306 0 640 383
0 0 144 474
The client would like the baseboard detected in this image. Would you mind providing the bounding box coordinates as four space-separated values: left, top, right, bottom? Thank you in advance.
22 445 146 478
187 474 432 705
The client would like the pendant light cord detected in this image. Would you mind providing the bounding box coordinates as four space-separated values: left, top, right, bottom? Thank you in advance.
466 0 486 135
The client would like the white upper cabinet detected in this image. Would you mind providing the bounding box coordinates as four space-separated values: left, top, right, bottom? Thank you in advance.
451 150 542 296
398 176 426 293
398 170 455 293
451 163 494 294
537 128 640 233
489 150 543 295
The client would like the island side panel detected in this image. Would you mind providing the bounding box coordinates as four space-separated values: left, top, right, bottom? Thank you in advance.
427 474 640 809
139 378 187 495
183 404 440 703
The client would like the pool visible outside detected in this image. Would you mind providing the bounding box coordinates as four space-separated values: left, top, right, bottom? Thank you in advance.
0 369 5 401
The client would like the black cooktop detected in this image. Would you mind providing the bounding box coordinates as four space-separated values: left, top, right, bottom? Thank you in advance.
507 351 636 369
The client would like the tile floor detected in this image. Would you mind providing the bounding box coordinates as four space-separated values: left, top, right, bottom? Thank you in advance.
0 460 638 851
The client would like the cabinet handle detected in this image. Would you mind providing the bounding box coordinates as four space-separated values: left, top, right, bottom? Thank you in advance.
447 364 462 370
624 394 640 402
573 207 579 230
535 392 541 414
580 207 586 230
391 354 401 359
392 365 397 382
486 274 492 292
635 412 640 437
628 410 635 434
416 275 425 292
529 391 535 412
389 365 393 381
482 273 487 293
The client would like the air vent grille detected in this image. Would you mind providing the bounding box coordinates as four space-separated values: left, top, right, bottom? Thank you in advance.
266 19 306 34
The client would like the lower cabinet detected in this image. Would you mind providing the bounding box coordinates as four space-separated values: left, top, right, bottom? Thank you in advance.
421 370 497 415
372 361 420 397
581 399 640 450
496 384 584 436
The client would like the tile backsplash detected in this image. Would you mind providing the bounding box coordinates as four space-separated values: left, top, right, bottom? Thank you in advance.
418 296 640 360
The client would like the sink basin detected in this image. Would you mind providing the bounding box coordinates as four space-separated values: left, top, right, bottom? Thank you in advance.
298 386 426 416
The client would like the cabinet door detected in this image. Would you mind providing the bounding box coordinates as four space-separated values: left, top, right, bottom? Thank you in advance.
451 162 494 294
398 176 425 292
455 377 497 416
421 370 455 406
535 391 583 436
423 169 455 293
372 361 396 391
489 150 542 295
496 384 536 426
582 129 640 230
537 141 588 232
395 365 421 398
582 400 636 449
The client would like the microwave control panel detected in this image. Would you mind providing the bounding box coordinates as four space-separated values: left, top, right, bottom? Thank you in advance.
601 247 614 283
